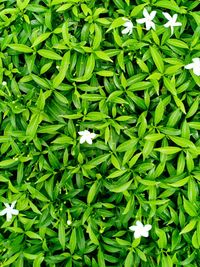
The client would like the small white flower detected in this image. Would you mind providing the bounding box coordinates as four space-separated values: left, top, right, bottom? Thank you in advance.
0 201 19 222
185 58 200 76
2 81 7 86
163 13 182 35
136 8 157 30
122 18 134 35
129 221 152 239
56 65 59 69
67 219 72 225
78 130 96 144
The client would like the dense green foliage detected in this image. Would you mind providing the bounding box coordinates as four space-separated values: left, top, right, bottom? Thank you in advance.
0 0 200 266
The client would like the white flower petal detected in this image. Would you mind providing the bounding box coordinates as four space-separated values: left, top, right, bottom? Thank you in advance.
134 231 141 239
175 22 182 27
184 63 194 70
193 58 200 64
90 133 96 139
86 137 93 144
11 201 17 208
193 67 200 76
129 225 137 231
141 231 149 237
80 136 86 144
11 209 19 215
122 27 130 35
162 12 172 21
6 212 12 221
173 14 178 21
150 11 157 20
136 221 143 227
143 8 149 18
78 131 86 136
0 209 7 216
146 21 155 31
163 22 170 28
144 224 152 231
136 18 146 24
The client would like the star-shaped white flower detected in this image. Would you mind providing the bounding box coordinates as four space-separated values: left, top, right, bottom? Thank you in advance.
129 221 152 238
163 13 182 35
185 58 200 76
122 19 134 35
78 130 96 144
136 8 157 30
0 201 19 221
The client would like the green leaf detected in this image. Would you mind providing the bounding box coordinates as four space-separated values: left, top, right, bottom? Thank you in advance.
93 24 102 50
8 44 33 53
169 136 195 148
26 231 42 240
0 158 19 168
95 51 113 62
87 223 99 245
97 248 106 267
52 135 74 145
167 39 188 49
37 49 62 60
74 54 95 82
154 147 182 154
3 253 20 266
180 220 197 234
53 51 70 88
110 179 132 193
130 4 147 17
183 197 198 216
58 220 65 250
150 46 164 73
31 32 51 47
163 77 177 96
144 133 165 141
87 181 98 204
69 228 76 254
89 154 110 166
107 17 126 32
124 251 134 267
116 138 138 152
96 70 114 77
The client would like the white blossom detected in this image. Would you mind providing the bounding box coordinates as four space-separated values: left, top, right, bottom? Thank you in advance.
136 8 156 30
2 81 7 86
78 130 96 144
67 219 72 225
163 13 182 35
129 221 152 238
0 201 19 221
185 58 200 76
122 19 134 35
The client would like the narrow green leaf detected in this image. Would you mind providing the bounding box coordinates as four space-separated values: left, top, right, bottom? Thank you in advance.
8 44 33 53
150 46 164 73
37 49 62 60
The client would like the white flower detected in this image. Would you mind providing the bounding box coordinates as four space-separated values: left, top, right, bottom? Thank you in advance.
78 130 96 144
122 19 134 35
129 221 152 238
67 219 72 225
0 201 19 221
185 58 200 76
136 8 156 30
2 81 7 86
163 13 182 35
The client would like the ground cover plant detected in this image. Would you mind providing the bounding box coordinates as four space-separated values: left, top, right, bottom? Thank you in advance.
0 0 200 266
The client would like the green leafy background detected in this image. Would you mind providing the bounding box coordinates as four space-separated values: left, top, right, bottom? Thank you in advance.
0 0 200 266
